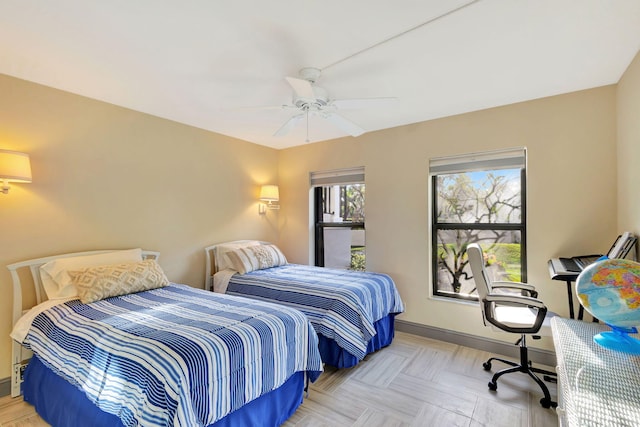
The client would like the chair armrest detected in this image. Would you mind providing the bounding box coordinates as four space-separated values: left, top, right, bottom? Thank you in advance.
492 281 538 298
485 293 545 309
483 294 547 333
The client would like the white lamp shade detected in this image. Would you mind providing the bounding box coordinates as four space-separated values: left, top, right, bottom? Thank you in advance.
260 185 279 202
0 150 32 182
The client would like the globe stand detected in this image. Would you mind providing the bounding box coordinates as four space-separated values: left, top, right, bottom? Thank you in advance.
594 325 640 355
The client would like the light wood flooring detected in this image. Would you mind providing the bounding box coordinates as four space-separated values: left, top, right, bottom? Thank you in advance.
0 332 558 426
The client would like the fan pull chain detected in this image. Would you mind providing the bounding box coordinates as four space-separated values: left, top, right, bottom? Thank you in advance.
305 107 310 143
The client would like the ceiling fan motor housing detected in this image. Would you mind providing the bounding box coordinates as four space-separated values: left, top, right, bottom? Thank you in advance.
299 67 321 83
293 85 329 110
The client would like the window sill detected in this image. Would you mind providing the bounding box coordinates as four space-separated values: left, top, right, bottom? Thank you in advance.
429 293 479 307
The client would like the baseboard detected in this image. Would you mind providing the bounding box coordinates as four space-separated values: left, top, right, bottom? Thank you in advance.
395 319 557 367
0 377 10 397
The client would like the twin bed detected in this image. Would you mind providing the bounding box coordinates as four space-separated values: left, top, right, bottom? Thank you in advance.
204 240 405 369
8 249 323 427
9 242 403 426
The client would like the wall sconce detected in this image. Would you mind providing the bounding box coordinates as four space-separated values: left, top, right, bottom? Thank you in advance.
0 149 32 194
259 184 280 214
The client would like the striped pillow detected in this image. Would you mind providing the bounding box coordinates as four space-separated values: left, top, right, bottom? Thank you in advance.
225 244 287 274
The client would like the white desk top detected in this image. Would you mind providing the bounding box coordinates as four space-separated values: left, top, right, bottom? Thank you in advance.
551 317 640 426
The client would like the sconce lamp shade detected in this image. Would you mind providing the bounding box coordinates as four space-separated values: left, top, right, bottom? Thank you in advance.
258 184 279 214
0 150 32 182
260 185 279 202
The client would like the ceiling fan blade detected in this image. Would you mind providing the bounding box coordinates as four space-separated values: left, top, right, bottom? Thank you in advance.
274 113 304 137
331 97 398 110
323 113 365 137
285 76 315 99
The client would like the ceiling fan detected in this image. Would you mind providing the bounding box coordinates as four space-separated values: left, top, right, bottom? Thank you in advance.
272 67 396 141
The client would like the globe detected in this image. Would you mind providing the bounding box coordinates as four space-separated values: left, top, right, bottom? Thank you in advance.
576 258 640 354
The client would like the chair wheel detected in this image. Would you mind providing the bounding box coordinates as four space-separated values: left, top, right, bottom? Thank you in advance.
483 362 491 371
540 398 557 409
488 381 497 391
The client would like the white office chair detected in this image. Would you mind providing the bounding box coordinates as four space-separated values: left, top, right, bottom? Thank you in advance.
466 243 557 408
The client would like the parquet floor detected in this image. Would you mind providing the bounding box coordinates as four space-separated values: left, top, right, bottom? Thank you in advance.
0 332 558 426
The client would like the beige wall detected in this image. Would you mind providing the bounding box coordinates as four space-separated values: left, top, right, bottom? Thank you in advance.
279 86 618 350
617 50 640 236
2 54 636 379
0 74 279 378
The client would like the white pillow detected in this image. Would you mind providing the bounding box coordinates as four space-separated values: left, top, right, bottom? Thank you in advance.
40 248 143 300
214 241 261 271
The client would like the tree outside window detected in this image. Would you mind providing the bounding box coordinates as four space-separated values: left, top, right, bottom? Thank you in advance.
431 164 526 300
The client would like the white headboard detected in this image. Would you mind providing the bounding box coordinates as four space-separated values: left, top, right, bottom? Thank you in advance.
7 249 160 397
204 241 269 290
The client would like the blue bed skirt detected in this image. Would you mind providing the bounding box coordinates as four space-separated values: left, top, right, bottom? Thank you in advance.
23 355 305 427
318 313 396 368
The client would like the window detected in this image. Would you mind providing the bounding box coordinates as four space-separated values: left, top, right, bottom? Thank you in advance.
430 149 526 300
310 168 365 271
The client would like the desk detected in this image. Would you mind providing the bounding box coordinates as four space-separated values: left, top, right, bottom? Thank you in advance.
547 260 582 320
551 317 640 426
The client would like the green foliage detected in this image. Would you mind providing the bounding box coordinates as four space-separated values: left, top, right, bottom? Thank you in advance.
492 244 521 266
478 243 522 282
503 265 521 282
350 247 366 271
437 242 522 284
343 184 365 222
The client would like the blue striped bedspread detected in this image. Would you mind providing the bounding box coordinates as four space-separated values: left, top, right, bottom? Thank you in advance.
225 264 405 360
23 284 323 427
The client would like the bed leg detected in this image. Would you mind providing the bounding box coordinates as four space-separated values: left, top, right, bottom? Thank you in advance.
304 374 310 398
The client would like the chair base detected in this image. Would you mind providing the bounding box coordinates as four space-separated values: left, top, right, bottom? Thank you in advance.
483 337 557 409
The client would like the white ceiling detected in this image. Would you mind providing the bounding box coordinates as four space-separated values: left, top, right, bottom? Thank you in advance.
1 0 639 149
